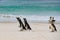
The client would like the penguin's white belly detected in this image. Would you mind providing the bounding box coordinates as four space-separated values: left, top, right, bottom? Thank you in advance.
49 24 54 32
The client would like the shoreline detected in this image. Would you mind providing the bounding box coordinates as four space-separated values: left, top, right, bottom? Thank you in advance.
0 21 60 24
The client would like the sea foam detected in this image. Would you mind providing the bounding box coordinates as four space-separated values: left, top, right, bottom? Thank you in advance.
0 14 60 23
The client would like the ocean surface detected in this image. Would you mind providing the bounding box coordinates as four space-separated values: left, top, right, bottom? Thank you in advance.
0 6 60 15
0 1 60 22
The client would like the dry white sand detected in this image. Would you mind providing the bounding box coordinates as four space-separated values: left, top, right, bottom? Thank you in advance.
0 22 60 40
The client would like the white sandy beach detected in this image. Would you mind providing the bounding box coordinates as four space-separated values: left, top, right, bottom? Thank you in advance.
0 22 60 40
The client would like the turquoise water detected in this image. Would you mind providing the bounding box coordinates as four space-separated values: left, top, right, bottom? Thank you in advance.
0 6 60 16
0 6 60 11
0 1 60 22
0 0 60 16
